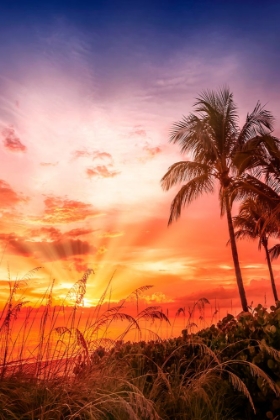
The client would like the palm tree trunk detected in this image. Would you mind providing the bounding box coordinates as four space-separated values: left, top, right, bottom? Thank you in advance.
263 242 279 302
225 196 248 312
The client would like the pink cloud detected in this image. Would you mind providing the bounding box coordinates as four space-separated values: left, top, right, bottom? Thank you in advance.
143 143 162 157
40 162 58 167
73 149 112 162
73 149 92 159
2 127 26 152
129 126 147 137
93 151 112 161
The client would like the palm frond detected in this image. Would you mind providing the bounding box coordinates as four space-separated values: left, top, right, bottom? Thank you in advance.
237 102 274 145
167 173 214 225
170 114 220 163
234 228 257 241
161 161 211 191
231 174 280 205
269 244 280 261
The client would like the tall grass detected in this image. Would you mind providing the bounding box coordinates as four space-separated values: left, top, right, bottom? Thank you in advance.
0 269 279 419
0 269 171 381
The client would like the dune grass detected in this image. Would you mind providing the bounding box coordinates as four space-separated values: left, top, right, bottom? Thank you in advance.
0 269 280 419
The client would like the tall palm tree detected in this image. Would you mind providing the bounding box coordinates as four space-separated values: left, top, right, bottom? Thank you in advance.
161 88 275 312
233 197 279 302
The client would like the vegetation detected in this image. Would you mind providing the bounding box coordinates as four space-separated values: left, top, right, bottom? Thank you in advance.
161 88 280 312
1 272 280 419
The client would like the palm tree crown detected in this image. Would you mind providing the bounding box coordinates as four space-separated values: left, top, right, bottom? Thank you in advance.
233 197 279 302
161 88 277 312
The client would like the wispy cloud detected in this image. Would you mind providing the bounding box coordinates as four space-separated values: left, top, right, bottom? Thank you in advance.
93 151 112 161
40 162 58 167
65 227 96 237
129 126 147 138
73 149 112 162
73 149 92 159
142 143 162 157
28 226 95 241
86 165 120 178
1 126 26 152
99 230 123 238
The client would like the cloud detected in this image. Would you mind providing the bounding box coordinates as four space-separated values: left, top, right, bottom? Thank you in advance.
86 165 120 178
0 232 92 260
40 162 58 167
73 149 92 159
28 227 95 242
143 143 162 157
0 179 28 208
99 230 123 238
129 126 147 138
28 226 62 241
65 228 95 237
38 238 91 260
93 151 112 161
0 233 32 257
38 196 103 224
1 127 26 152
73 149 112 162
69 257 91 273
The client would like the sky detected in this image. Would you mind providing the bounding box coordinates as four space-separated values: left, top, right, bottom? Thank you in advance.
0 0 280 321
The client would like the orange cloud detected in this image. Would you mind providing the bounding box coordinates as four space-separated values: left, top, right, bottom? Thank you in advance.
69 257 91 273
0 233 32 257
28 226 62 241
1 127 26 152
99 230 123 238
38 196 103 224
35 238 91 260
86 165 120 178
28 227 95 241
0 179 28 208
65 228 96 237
0 232 92 260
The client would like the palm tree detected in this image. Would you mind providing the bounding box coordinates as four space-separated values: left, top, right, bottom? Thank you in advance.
161 88 276 312
233 197 279 302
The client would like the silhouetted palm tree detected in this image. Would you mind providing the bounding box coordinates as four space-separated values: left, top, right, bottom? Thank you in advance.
161 88 276 312
233 197 279 302
232 125 280 227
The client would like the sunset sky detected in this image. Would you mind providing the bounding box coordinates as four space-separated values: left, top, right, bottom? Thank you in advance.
0 0 280 319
